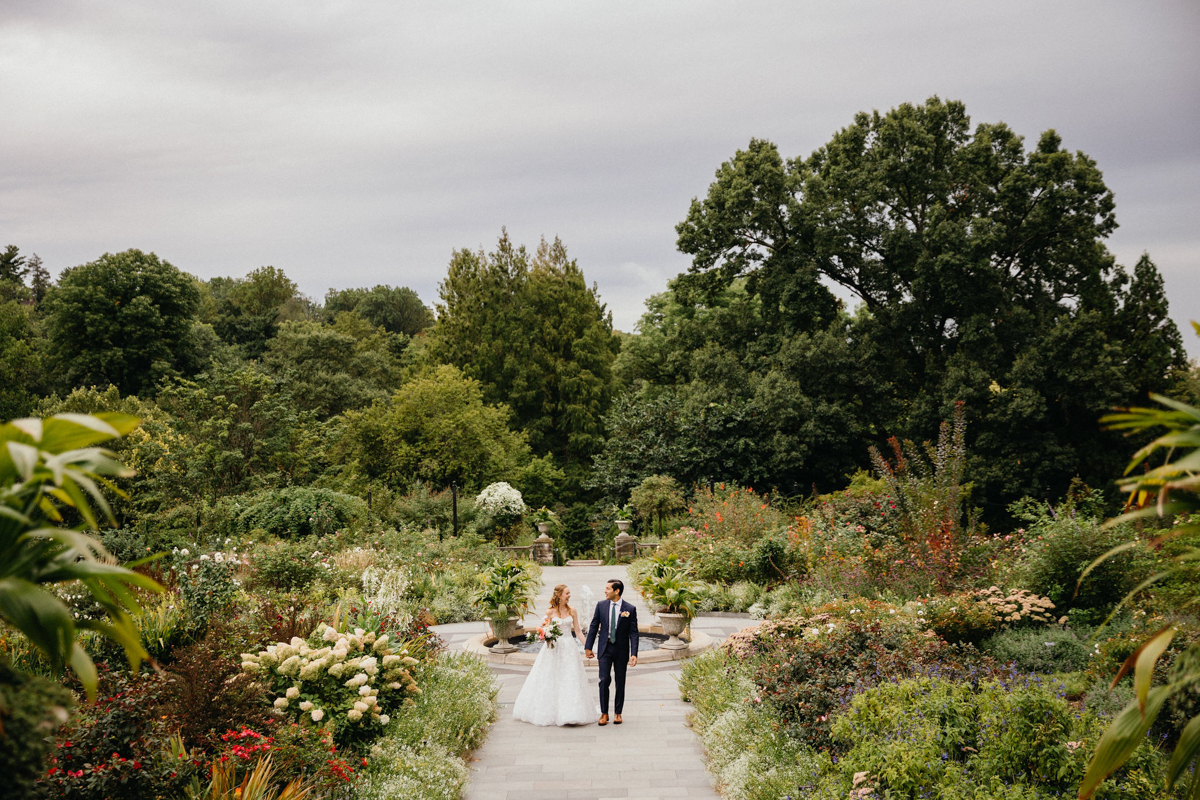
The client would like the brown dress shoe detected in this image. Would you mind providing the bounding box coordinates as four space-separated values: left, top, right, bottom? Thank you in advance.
614 714 623 724
598 714 608 726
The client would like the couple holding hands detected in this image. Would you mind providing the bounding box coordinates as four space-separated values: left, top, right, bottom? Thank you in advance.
511 578 639 727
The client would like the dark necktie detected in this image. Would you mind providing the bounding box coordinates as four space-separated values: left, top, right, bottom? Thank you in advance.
609 601 617 643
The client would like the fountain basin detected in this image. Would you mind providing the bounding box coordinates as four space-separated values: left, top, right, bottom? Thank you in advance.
464 622 713 665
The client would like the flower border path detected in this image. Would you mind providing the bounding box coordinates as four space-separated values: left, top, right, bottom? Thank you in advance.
433 566 757 800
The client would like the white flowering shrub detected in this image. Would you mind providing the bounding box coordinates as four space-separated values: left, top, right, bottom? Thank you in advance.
474 482 526 518
355 741 468 800
241 622 421 748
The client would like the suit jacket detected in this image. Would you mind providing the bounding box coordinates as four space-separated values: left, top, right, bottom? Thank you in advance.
585 598 639 660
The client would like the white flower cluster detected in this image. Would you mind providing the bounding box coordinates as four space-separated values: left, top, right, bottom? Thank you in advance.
475 482 526 517
241 623 420 728
362 566 411 617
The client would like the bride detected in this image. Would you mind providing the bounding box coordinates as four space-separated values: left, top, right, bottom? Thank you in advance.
512 584 598 726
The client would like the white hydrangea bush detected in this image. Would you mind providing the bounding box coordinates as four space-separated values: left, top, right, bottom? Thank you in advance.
241 622 421 745
475 482 526 518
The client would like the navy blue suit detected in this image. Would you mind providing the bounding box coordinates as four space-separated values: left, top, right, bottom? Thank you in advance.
585 598 639 715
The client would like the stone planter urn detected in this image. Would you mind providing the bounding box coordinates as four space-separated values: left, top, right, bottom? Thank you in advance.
535 522 551 534
657 612 689 650
615 519 632 533
488 616 521 654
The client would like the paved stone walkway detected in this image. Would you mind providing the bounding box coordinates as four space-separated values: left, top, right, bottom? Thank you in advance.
432 566 756 800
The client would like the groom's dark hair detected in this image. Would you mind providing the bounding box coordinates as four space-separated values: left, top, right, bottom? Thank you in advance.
608 579 624 597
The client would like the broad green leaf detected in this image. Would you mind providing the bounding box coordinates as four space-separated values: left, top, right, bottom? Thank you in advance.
5 441 38 481
1080 685 1172 799
68 642 98 700
0 577 75 672
1133 627 1176 710
1167 713 1200 788
40 414 122 451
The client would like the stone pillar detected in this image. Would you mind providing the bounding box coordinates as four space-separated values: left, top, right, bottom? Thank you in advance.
534 532 554 564
614 531 637 560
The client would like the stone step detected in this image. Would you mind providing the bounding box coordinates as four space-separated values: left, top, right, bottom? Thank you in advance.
565 559 603 566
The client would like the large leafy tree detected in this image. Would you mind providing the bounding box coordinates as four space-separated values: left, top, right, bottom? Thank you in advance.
428 232 619 489
0 301 43 420
205 266 305 358
152 364 327 504
42 249 202 396
344 364 531 490
672 97 1186 516
261 315 405 419
324 284 434 336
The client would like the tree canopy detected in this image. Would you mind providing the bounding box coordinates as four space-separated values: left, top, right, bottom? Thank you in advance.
428 231 619 488
42 249 203 396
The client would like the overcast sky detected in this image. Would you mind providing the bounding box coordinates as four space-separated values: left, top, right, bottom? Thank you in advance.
2 1 1197 355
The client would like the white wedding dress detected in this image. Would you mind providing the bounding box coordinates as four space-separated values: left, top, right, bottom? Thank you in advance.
512 615 599 726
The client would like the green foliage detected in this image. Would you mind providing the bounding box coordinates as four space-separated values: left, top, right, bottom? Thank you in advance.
474 560 537 620
0 413 160 696
630 474 685 537
428 232 619 490
324 284 434 337
261 318 404 418
830 677 1163 800
205 266 304 358
557 502 598 558
345 364 532 490
248 541 322 591
637 558 702 617
1010 495 1145 617
983 626 1093 673
384 652 498 753
176 559 239 632
924 593 1001 646
1079 384 1200 798
0 658 73 798
43 249 203 394
211 487 367 540
152 364 328 504
0 300 43 420
43 666 202 800
671 97 1185 521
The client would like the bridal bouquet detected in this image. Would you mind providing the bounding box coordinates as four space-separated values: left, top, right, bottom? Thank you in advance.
527 617 564 649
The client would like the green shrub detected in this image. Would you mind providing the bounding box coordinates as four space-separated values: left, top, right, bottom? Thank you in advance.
210 487 368 539
983 626 1091 674
925 593 1001 646
829 676 1166 800
1010 497 1146 616
248 540 322 591
386 652 497 753
754 617 1001 750
680 648 831 800
176 558 239 631
558 502 599 558
1 659 72 798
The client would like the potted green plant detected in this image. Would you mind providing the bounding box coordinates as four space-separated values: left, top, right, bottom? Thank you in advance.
640 569 701 650
528 506 558 535
614 504 635 533
475 561 537 654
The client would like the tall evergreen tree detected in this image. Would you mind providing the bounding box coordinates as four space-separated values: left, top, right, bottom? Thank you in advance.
428 231 619 491
27 253 51 305
1115 253 1187 400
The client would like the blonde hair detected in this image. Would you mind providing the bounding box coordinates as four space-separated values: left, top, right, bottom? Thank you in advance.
548 584 570 614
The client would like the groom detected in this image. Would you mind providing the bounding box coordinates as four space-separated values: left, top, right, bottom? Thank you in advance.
585 579 639 726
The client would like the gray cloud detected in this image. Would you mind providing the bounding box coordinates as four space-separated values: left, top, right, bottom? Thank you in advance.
2 0 1197 351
